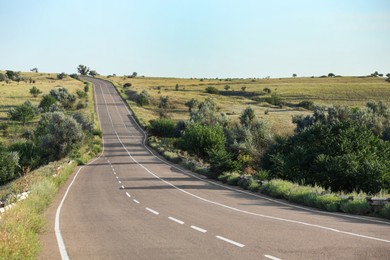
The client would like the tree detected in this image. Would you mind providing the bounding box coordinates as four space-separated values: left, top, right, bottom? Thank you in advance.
6 70 21 81
89 70 98 77
241 86 247 92
30 68 38 73
175 84 179 91
239 107 255 127
131 72 137 78
0 73 7 82
57 72 67 80
0 144 19 184
224 85 231 91
8 101 37 125
77 65 90 75
386 73 390 78
29 86 42 97
292 73 297 78
328 73 335 77
185 98 199 112
35 112 84 161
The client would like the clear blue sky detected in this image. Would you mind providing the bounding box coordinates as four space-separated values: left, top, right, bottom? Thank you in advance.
1 0 389 78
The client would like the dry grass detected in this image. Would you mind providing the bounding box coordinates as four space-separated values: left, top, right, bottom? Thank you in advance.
105 75 389 136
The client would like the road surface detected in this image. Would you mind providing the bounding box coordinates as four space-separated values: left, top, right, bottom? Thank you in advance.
40 77 390 260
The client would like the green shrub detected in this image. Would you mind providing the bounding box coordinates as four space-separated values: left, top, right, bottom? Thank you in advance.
264 120 390 194
340 199 371 215
218 172 232 183
247 179 261 192
227 172 240 186
260 179 294 199
0 146 19 184
379 203 390 219
237 175 251 190
9 141 41 170
8 101 37 125
205 86 219 94
298 100 314 110
180 123 226 158
254 170 269 181
315 194 342 212
149 118 176 137
137 90 150 106
266 94 283 106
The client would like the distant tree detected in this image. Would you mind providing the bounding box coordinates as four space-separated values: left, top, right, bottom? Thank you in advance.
205 86 219 94
175 84 179 91
371 71 380 77
131 72 137 78
89 70 98 77
386 73 390 78
77 65 90 75
123 83 132 88
241 86 247 92
57 72 68 80
6 70 21 81
0 73 8 82
292 73 297 78
29 86 42 97
328 73 335 77
30 68 38 73
69 73 80 80
8 101 37 125
263 87 271 94
224 85 230 91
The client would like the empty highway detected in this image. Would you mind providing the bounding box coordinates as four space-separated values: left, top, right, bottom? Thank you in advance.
40 77 390 260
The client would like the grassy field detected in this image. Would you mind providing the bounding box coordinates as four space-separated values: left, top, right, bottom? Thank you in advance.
103 75 390 136
0 71 91 143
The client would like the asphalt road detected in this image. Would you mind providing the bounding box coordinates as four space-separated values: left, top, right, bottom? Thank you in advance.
40 77 390 260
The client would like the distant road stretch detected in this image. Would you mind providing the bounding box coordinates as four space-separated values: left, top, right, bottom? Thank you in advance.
40 77 390 260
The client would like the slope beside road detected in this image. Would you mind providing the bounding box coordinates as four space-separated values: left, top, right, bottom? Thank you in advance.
39 77 390 260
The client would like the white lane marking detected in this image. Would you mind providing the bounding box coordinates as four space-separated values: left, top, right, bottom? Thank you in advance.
216 236 245 248
265 255 282 260
121 185 125 189
190 225 207 233
99 79 390 244
168 217 184 225
126 192 131 198
114 172 116 175
55 79 106 260
146 207 159 215
133 199 140 204
118 181 122 184
116 176 119 179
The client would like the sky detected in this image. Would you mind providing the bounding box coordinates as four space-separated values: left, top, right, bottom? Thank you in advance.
1 0 389 78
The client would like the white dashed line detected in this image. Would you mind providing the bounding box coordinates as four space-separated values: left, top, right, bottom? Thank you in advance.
116 176 119 179
168 217 184 225
216 236 245 248
121 185 125 189
265 255 282 260
146 207 159 215
190 225 207 233
133 199 140 204
126 192 131 198
118 181 122 184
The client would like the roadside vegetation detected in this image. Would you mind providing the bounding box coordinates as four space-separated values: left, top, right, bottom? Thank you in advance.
0 69 102 259
106 72 390 219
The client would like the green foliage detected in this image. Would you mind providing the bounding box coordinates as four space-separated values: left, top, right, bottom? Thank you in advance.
0 73 7 82
189 97 227 126
0 145 19 184
77 65 89 75
298 100 314 110
72 112 93 132
180 123 226 158
266 94 284 106
5 70 21 81
239 107 255 127
123 82 132 88
340 199 371 215
29 86 42 97
175 84 179 91
264 120 390 194
226 172 240 185
137 90 150 106
49 87 76 109
76 89 87 98
205 86 219 94
207 147 236 178
185 98 199 112
8 141 41 170
35 112 84 162
149 118 176 137
84 84 90 93
8 101 37 125
57 72 67 80
88 70 98 77
380 203 390 219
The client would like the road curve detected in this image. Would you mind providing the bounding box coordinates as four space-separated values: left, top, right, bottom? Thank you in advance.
40 77 390 260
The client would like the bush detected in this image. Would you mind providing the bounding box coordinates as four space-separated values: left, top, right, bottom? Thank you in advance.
340 199 371 215
205 86 219 94
72 113 93 132
263 121 390 194
247 179 261 191
149 118 176 137
380 203 390 219
34 112 84 162
123 83 132 88
8 141 41 170
76 90 87 99
49 88 76 109
180 123 226 158
8 101 37 125
137 90 150 106
218 172 232 183
38 95 57 113
227 172 240 185
298 100 314 110
57 73 67 80
266 94 284 106
29 86 42 97
0 145 19 184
